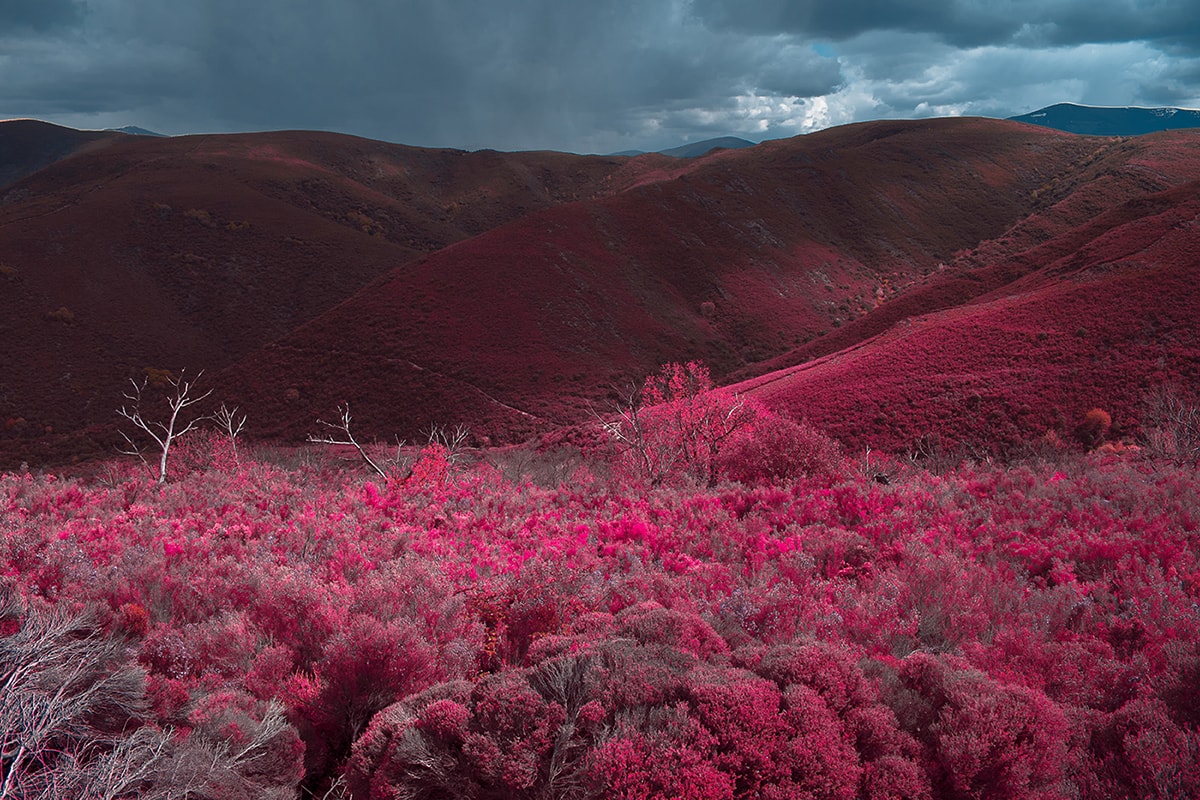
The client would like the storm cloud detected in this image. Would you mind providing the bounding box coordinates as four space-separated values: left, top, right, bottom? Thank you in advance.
1 0 1197 152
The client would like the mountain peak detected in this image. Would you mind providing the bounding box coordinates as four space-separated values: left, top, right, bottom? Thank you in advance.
1008 103 1200 136
106 125 167 137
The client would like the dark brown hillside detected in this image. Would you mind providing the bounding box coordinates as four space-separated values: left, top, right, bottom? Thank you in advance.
10 117 1200 466
218 119 1101 444
0 127 639 464
0 119 120 189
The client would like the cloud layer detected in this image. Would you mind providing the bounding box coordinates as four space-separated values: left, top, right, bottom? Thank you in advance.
2 0 1198 152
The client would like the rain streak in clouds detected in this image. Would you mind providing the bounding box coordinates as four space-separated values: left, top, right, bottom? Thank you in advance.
2 0 1199 152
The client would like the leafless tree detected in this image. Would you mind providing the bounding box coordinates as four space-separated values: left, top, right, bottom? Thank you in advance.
210 402 248 463
424 423 472 465
592 387 659 482
1144 382 1200 466
308 403 390 480
116 370 213 484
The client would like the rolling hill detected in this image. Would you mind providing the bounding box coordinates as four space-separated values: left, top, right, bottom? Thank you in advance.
0 126 647 463
736 130 1200 453
0 119 120 189
217 118 1102 444
3 116 1200 466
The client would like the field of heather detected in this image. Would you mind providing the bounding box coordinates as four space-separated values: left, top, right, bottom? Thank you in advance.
3 404 1198 798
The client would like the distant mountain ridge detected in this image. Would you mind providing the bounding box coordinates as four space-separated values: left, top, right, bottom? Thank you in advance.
610 136 756 158
106 125 167 137
1008 102 1200 136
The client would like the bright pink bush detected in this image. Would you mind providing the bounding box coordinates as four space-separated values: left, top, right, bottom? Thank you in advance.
2 445 1198 797
608 361 759 486
587 707 735 800
346 681 475 800
292 613 437 781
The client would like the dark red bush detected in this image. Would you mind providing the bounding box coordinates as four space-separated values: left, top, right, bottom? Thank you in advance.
717 412 844 484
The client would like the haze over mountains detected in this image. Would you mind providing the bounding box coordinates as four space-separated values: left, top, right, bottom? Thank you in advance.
2 113 1199 466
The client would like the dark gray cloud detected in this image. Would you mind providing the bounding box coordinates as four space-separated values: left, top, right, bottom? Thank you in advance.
0 0 82 31
691 0 1200 48
0 0 1198 152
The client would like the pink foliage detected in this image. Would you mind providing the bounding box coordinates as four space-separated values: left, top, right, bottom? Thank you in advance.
407 442 451 488
717 411 844 484
3 441 1199 797
892 652 1070 799
586 704 734 800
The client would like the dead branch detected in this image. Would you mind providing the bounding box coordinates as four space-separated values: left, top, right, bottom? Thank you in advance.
308 403 389 480
210 402 247 462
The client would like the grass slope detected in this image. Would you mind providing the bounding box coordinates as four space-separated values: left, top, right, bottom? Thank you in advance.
219 118 1094 444
0 130 635 465
739 132 1200 453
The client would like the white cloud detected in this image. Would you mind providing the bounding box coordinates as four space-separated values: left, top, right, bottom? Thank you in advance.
803 34 1200 127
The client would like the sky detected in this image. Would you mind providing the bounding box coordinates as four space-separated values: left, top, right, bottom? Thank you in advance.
2 0 1199 153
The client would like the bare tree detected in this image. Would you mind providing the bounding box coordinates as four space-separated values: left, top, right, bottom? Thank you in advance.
424 423 472 465
210 402 248 464
591 383 660 483
1144 382 1200 466
116 370 213 484
308 403 390 480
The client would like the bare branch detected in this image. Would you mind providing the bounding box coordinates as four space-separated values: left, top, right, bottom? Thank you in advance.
115 430 155 481
424 423 472 465
308 403 389 480
209 403 247 463
1144 382 1200 466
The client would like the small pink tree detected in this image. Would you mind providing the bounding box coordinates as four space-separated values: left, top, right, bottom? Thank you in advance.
601 361 757 486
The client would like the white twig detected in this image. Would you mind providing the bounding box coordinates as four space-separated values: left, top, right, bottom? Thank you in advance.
209 403 247 462
308 403 389 480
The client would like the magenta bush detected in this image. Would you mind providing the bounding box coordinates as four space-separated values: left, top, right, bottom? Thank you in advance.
2 435 1198 797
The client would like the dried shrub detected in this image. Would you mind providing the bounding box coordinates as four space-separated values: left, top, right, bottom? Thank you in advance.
0 590 303 799
1143 382 1200 466
183 208 215 226
1075 408 1112 450
44 306 76 324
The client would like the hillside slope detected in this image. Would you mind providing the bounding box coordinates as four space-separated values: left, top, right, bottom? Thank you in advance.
738 131 1200 453
0 128 635 461
8 118 1200 465
218 119 1099 443
0 119 119 189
